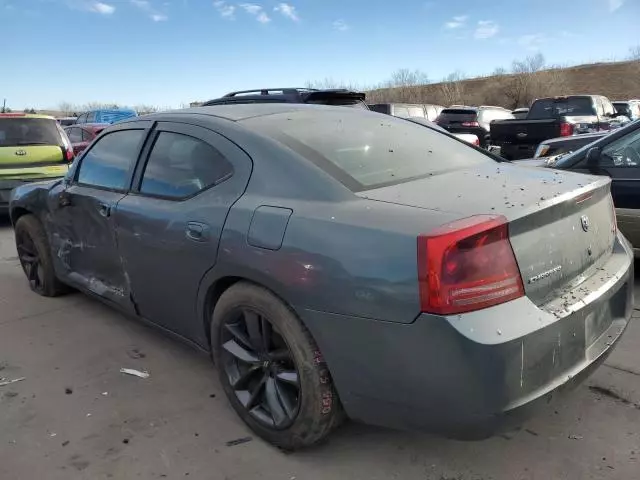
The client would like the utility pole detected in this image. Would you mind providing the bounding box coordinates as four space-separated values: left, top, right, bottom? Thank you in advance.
1 99 6 113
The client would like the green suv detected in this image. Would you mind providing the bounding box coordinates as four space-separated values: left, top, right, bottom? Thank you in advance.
0 113 74 213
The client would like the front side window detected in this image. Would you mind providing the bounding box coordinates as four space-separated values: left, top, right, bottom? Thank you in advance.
139 132 233 199
600 128 640 167
77 129 144 190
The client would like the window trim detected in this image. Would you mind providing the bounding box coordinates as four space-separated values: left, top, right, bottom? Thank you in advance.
131 123 235 202
72 127 149 193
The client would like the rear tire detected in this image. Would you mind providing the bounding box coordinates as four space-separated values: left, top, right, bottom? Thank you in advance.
211 282 343 450
14 214 68 297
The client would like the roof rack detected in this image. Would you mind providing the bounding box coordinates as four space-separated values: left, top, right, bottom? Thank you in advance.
223 88 319 97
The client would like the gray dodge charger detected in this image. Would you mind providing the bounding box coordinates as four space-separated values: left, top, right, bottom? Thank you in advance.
9 104 634 449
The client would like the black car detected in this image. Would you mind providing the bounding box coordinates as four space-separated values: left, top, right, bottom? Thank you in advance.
491 95 618 160
435 106 514 148
551 119 640 253
203 88 368 108
368 103 443 121
533 131 606 160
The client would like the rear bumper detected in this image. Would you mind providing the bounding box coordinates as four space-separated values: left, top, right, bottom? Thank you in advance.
498 143 538 160
300 235 634 438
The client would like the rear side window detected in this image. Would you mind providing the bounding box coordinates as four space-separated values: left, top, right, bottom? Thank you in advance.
528 98 596 119
246 110 492 191
139 132 233 199
0 118 61 147
613 103 631 116
77 130 144 190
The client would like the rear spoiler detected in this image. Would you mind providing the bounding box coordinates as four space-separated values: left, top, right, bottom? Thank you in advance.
303 91 366 103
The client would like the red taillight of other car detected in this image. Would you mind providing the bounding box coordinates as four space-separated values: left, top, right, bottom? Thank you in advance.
417 215 524 315
461 121 480 127
473 137 480 146
559 122 574 136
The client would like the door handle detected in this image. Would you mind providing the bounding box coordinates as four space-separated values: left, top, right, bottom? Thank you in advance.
98 203 111 217
186 222 209 242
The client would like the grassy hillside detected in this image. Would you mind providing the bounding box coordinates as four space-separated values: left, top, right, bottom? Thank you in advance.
366 60 640 109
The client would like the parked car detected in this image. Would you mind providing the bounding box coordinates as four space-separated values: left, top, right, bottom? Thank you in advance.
613 100 640 122
63 123 109 155
75 108 137 125
491 95 618 160
512 108 529 119
368 103 444 121
435 106 514 148
548 118 640 253
203 88 368 108
533 131 607 160
9 105 632 450
56 117 77 127
0 113 73 213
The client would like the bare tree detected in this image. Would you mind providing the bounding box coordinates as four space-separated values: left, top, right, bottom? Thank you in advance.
58 102 75 116
134 104 159 115
437 71 466 106
629 45 640 61
305 78 362 91
492 66 507 76
504 53 546 109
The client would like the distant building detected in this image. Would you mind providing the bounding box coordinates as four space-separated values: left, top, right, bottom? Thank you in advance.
190 102 203 107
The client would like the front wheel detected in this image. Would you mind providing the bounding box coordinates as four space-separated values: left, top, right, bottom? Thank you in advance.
211 282 343 450
14 214 68 297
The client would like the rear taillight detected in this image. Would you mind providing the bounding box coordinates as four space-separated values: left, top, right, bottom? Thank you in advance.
60 145 74 163
462 121 480 127
559 122 574 136
417 215 524 315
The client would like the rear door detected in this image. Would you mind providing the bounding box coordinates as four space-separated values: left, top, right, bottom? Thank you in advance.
113 121 253 339
48 124 150 310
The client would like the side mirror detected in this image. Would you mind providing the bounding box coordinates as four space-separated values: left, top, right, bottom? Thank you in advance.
585 147 601 166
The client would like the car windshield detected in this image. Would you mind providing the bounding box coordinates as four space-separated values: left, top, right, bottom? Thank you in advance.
0 118 61 147
244 109 493 191
528 97 595 119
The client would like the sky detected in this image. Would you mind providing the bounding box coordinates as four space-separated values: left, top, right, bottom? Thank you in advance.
2 0 639 109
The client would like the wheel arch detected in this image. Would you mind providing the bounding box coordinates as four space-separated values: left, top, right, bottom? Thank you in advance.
10 206 33 226
198 268 301 351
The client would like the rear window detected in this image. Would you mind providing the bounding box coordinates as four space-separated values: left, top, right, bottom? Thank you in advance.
0 118 61 147
243 110 492 191
528 97 596 119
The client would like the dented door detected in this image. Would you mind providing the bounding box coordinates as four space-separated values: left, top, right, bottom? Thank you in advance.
49 185 133 311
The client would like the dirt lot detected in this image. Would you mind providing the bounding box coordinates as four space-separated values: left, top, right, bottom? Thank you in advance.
0 217 639 480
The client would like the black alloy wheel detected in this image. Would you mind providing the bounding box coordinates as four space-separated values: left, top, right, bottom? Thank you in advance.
16 229 45 294
220 308 301 429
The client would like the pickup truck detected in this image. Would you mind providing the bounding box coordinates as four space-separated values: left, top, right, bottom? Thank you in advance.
490 95 619 160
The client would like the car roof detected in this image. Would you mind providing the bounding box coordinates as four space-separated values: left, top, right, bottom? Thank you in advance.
130 103 339 123
0 113 55 120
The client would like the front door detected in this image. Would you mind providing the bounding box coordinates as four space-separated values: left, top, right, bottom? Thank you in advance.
113 122 252 340
594 127 640 248
48 126 149 310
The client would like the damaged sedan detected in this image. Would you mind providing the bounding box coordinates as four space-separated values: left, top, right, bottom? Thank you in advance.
9 104 634 449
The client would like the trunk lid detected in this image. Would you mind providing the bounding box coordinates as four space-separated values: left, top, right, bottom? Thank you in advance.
358 162 616 305
0 145 64 167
